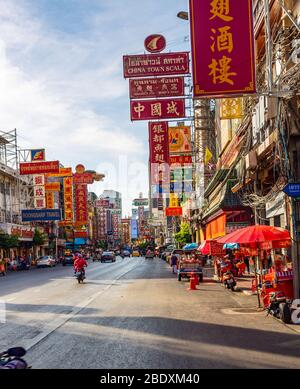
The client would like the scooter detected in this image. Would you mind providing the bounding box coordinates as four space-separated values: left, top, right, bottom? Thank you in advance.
266 291 292 323
223 271 237 291
75 269 85 284
0 347 30 369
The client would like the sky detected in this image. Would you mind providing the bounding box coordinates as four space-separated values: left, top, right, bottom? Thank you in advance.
0 0 190 216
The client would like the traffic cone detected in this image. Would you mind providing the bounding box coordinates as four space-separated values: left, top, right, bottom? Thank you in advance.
188 274 197 291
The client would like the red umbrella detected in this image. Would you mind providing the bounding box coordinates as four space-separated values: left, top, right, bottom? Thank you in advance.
217 225 291 249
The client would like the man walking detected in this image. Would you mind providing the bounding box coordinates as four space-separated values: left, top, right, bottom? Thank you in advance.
170 253 178 274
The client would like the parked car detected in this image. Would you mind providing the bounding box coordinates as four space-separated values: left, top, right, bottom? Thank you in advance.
132 249 140 257
62 255 74 266
101 252 116 263
36 256 56 268
121 250 131 258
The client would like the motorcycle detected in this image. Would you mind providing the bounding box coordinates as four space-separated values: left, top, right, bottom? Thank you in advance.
266 291 292 324
223 271 236 291
75 269 85 284
0 347 30 369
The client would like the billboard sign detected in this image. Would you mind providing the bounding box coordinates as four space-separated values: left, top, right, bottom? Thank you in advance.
31 149 45 162
129 77 185 99
131 98 185 121
22 209 62 222
169 126 192 154
189 0 256 97
20 161 60 175
165 207 183 217
123 52 189 78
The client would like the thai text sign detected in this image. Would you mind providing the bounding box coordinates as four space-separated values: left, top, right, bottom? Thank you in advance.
22 209 62 222
45 167 73 178
20 161 60 175
149 122 170 164
189 0 256 97
131 98 185 121
123 52 189 78
169 126 192 154
129 77 185 99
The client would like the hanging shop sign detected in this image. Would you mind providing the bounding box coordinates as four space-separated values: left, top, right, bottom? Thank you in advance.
45 191 55 209
45 167 73 178
30 149 45 162
144 34 166 53
169 155 193 166
189 0 256 97
20 161 60 175
131 98 185 121
165 207 183 217
149 122 170 164
129 77 185 99
33 175 45 186
95 199 110 208
123 52 189 78
21 209 62 222
133 199 149 207
0 223 34 241
44 182 60 192
75 184 88 223
64 177 74 221
221 98 243 119
169 126 192 154
283 183 300 198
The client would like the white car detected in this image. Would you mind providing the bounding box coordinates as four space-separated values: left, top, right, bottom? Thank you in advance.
37 256 56 268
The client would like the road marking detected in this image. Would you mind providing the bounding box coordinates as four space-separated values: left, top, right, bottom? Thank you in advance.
21 260 142 352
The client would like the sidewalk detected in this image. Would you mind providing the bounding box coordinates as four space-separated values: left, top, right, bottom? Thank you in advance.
235 274 256 296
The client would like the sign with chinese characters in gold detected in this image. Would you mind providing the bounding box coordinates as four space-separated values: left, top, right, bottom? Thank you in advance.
189 0 256 97
45 191 55 209
131 99 185 121
220 98 243 119
64 177 74 222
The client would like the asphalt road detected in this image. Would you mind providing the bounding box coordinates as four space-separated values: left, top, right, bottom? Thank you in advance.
0 257 300 369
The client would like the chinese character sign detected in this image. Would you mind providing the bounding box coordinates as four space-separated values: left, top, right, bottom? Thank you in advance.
149 122 170 164
189 0 256 97
131 99 185 121
64 177 74 222
75 184 87 223
129 77 185 99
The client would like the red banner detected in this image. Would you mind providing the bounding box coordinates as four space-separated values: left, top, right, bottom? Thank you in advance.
149 122 170 164
73 172 94 184
75 184 87 223
129 77 185 99
166 207 183 217
189 0 256 97
131 98 185 121
20 161 60 175
123 52 189 78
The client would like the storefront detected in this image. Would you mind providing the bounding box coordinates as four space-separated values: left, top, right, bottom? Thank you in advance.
0 223 34 260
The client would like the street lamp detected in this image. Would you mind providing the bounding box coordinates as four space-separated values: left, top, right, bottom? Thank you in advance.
177 11 189 21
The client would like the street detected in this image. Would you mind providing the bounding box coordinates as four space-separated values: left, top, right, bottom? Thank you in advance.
0 258 299 369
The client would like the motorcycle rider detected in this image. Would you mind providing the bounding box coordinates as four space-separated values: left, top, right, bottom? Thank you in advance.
74 254 88 277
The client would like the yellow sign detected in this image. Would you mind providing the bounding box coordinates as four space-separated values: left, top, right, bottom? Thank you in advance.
220 98 243 119
169 126 192 154
205 147 213 165
45 167 72 178
45 182 60 192
45 192 55 209
170 193 179 208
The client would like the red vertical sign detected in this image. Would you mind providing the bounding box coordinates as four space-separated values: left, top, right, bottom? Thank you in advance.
189 0 256 97
149 122 170 185
75 184 88 223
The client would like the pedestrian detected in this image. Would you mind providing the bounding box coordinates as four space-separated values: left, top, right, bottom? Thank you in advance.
170 253 178 274
0 256 6 276
244 256 250 274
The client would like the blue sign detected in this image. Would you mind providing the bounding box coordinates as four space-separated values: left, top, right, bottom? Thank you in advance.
283 183 300 198
22 209 62 222
131 219 138 239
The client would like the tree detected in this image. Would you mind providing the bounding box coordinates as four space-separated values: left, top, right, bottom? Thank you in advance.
175 222 191 246
0 231 19 249
33 229 47 246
